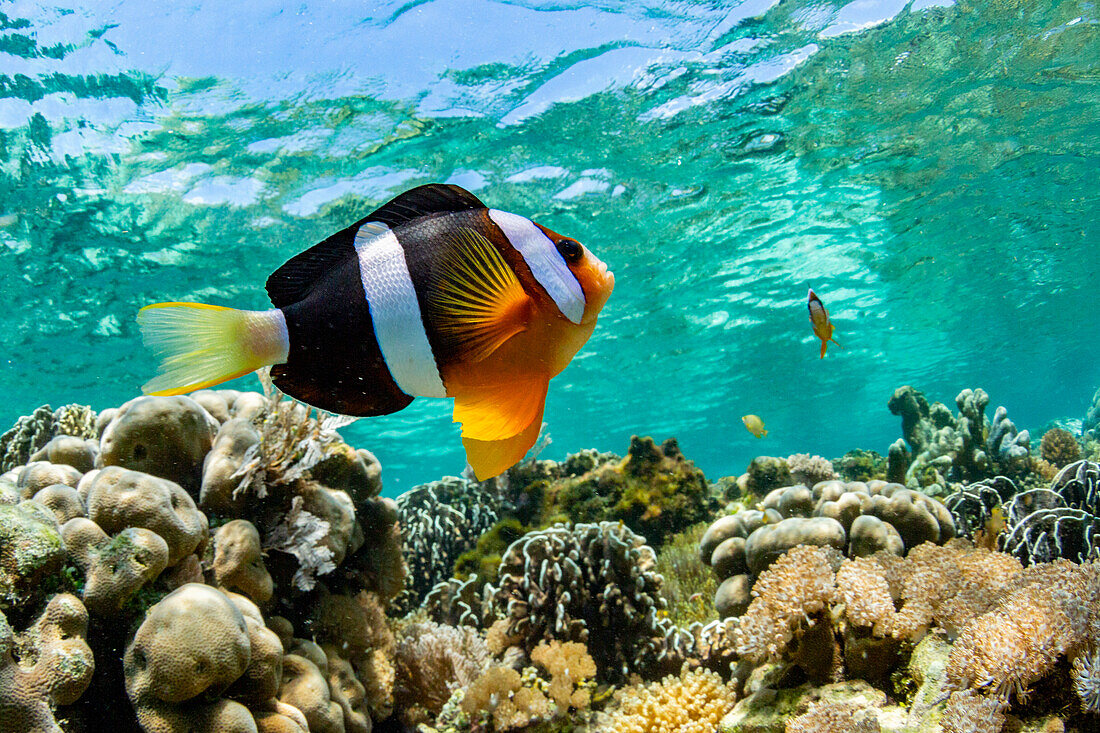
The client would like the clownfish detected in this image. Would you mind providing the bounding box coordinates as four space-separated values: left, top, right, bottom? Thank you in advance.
137 184 615 480
742 414 767 438
807 287 841 358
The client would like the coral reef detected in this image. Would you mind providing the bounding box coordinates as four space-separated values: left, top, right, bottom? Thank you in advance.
699 479 955 619
502 435 712 548
394 621 492 726
486 521 671 680
887 385 1031 489
1041 427 1082 468
0 404 96 473
394 476 500 611
0 594 95 733
599 666 738 733
0 501 65 613
832 449 887 483
786 454 837 488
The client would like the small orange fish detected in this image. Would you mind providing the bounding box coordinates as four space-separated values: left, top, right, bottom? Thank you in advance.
807 288 841 358
742 414 767 438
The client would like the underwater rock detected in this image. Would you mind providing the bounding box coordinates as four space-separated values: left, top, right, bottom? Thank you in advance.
99 395 219 493
718 679 892 733
85 466 208 567
0 593 95 733
0 500 65 613
62 518 170 617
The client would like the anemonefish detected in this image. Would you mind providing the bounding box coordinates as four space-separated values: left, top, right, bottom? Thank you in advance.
742 414 767 438
137 184 615 480
807 287 841 358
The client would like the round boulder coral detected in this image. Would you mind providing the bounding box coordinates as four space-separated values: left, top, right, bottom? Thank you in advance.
16 461 82 500
214 520 274 603
85 466 207 566
125 583 251 706
99 395 219 492
62 518 170 617
200 418 261 515
0 501 65 612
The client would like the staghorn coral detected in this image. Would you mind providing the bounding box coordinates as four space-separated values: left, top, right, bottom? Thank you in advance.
786 453 837 488
486 521 670 680
599 666 738 733
394 621 492 725
394 476 500 611
0 593 95 733
1042 427 1082 468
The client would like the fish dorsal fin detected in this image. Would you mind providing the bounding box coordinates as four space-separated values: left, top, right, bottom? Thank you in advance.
425 227 531 363
264 184 480 308
453 375 548 443
264 220 382 308
367 183 485 228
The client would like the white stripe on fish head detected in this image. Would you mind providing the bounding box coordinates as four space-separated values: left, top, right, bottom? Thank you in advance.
488 209 585 324
353 223 447 398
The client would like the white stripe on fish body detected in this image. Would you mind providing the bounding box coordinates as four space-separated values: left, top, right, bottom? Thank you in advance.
353 223 447 398
488 209 585 324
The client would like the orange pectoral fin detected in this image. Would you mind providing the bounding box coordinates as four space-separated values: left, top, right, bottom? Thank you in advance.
425 227 532 363
452 375 549 442
463 416 544 480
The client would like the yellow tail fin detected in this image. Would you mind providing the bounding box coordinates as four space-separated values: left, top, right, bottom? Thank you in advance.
136 302 288 395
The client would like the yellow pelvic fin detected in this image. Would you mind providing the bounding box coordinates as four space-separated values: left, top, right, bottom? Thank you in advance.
136 302 284 395
452 375 548 443
427 228 531 363
463 415 544 480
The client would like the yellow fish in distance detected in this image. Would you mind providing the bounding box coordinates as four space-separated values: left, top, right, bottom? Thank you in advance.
807 287 841 358
136 184 615 480
742 414 767 438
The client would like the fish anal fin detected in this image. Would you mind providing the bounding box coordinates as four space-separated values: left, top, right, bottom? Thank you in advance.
463 415 544 480
368 184 485 228
820 340 827 358
427 228 531 363
452 375 548 443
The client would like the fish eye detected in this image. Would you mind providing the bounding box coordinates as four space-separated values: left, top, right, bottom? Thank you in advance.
556 238 583 263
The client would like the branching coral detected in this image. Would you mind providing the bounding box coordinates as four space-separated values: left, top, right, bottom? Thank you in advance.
487 521 670 679
599 666 738 733
394 477 500 611
786 453 837 488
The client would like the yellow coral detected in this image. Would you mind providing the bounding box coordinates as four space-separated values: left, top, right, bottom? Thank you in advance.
461 666 551 731
600 667 738 733
530 640 597 711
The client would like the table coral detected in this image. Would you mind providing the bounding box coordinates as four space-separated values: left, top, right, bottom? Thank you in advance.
0 593 95 733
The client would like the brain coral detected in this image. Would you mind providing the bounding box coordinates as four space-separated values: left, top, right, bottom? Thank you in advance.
0 593 95 733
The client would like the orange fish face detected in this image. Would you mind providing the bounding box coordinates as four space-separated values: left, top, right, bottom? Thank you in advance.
533 223 614 325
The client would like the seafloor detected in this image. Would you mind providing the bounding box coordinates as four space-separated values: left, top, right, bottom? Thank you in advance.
1 381 1099 733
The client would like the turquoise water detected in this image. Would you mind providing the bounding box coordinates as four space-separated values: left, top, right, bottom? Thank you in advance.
1 0 1097 493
